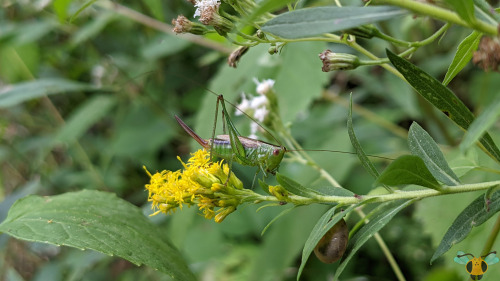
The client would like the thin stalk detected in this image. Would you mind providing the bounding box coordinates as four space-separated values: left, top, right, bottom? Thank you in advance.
273 117 342 188
481 214 500 256
97 1 233 54
374 0 497 35
356 208 406 281
324 91 409 139
256 180 500 205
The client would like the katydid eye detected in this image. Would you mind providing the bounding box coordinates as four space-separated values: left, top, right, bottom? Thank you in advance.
273 149 280 156
314 218 349 264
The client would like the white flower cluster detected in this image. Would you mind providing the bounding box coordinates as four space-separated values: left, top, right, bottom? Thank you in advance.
235 79 275 139
193 0 220 18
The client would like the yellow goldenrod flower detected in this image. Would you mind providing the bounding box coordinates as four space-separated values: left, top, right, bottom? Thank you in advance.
144 149 244 222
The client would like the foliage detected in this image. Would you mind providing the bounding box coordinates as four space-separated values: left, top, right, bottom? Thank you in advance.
2 0 500 280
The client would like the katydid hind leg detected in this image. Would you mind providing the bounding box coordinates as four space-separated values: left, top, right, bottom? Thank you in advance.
218 95 247 160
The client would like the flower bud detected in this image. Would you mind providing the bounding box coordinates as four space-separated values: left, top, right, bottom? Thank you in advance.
197 2 234 36
473 36 500 72
341 25 377 39
215 206 236 223
269 185 289 201
319 50 360 72
172 15 210 35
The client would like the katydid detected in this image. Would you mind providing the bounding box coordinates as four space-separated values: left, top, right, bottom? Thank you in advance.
175 95 286 176
175 90 392 179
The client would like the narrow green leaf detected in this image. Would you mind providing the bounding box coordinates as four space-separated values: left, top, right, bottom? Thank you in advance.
376 155 441 190
408 122 460 186
0 78 101 108
56 95 116 143
431 189 500 263
473 0 500 23
276 173 352 198
52 0 72 21
297 201 367 280
442 31 481 86
460 98 500 152
242 0 296 25
387 49 500 164
445 0 476 24
0 190 196 280
261 6 406 39
334 200 414 279
277 173 320 198
70 12 116 46
69 0 99 23
261 206 295 236
347 94 380 180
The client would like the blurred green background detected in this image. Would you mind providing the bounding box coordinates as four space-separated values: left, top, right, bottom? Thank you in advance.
2 1 500 280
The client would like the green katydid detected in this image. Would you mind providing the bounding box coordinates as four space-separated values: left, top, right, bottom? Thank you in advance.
175 90 392 180
175 94 286 176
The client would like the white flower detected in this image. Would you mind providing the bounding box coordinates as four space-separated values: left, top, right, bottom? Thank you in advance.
249 122 260 139
250 95 268 109
253 107 269 123
235 93 250 116
254 78 275 95
193 0 220 18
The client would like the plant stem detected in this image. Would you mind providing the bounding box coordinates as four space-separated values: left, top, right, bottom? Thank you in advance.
324 92 409 139
374 0 497 35
98 1 233 54
356 208 406 281
481 214 500 256
257 180 500 205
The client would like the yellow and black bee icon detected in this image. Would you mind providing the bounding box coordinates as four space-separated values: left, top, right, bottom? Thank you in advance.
454 251 499 280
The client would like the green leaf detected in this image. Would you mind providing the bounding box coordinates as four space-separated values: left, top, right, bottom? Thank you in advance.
431 189 500 263
69 0 99 23
276 173 351 198
442 31 481 86
347 94 380 180
460 98 500 152
0 78 101 108
473 0 500 23
297 202 363 280
242 0 296 25
334 200 414 279
408 122 460 186
53 0 72 21
70 12 116 46
55 95 116 143
0 190 196 280
386 49 500 164
376 155 441 190
141 34 191 60
261 6 406 39
445 0 476 24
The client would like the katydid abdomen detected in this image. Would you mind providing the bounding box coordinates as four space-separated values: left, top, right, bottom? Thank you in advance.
175 115 286 175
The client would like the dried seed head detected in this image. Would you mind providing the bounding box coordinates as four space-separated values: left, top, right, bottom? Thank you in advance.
473 36 500 72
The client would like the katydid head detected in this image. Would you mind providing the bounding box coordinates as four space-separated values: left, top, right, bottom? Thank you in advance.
264 146 286 175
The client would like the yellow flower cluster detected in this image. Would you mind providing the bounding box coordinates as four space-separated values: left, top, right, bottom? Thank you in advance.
144 149 244 223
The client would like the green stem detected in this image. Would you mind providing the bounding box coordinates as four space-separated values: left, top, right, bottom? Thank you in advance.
374 0 497 35
256 180 500 205
98 2 233 54
356 209 406 281
374 23 450 48
272 115 342 188
481 214 500 256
